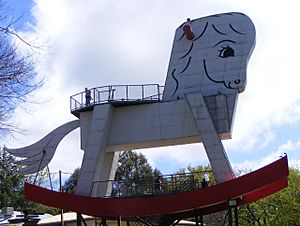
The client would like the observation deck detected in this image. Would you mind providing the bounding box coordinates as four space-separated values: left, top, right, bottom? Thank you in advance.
70 84 164 117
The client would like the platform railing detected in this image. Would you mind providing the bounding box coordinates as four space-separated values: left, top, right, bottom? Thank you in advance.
93 171 214 198
70 84 164 112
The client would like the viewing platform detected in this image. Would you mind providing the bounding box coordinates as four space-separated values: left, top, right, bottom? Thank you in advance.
70 84 164 116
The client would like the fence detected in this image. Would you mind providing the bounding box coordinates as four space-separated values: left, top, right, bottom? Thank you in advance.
93 171 214 198
70 84 164 112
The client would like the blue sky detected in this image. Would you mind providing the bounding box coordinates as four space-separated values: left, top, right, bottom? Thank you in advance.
3 0 300 176
6 0 34 30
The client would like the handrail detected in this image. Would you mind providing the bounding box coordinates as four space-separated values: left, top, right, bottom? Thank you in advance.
70 84 164 113
93 171 213 198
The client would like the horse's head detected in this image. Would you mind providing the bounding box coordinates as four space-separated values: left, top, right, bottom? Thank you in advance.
163 12 256 101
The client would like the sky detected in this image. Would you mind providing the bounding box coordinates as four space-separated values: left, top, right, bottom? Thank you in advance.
2 0 300 177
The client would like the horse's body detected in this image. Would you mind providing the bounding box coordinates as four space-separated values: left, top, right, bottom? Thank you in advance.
7 12 256 197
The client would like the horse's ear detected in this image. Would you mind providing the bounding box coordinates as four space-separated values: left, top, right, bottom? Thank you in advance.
183 24 194 40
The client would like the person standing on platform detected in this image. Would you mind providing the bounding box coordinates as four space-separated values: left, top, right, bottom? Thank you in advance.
201 178 208 188
154 176 162 193
85 88 91 106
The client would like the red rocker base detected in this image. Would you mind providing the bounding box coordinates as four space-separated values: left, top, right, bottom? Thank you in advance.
25 156 288 217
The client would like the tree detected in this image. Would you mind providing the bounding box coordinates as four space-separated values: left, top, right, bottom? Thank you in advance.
176 164 215 185
238 167 300 226
112 151 162 196
114 150 161 182
0 147 60 214
63 151 162 196
0 147 24 209
0 0 42 136
63 167 80 194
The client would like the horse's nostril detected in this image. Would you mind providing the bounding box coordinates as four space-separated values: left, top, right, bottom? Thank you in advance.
234 79 241 84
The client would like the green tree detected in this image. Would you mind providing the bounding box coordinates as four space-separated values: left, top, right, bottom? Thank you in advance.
238 168 300 226
0 147 60 214
113 151 162 196
0 147 24 209
63 167 80 194
176 164 215 185
63 151 162 196
114 150 161 182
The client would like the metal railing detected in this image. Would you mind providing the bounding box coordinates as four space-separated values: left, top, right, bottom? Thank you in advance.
70 84 164 112
93 171 214 198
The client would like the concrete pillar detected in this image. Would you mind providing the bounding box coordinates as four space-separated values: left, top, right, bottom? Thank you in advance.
186 93 235 183
76 104 115 197
92 151 119 197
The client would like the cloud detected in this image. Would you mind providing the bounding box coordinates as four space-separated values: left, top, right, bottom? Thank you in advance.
140 144 208 172
233 137 300 172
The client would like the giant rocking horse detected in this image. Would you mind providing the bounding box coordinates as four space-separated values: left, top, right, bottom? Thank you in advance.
7 12 288 221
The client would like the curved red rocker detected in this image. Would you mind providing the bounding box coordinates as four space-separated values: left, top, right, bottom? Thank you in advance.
25 156 288 217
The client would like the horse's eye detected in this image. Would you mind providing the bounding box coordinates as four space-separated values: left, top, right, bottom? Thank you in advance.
218 46 235 58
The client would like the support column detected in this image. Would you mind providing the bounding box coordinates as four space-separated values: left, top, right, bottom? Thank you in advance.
195 215 199 226
234 206 239 226
92 151 119 197
200 214 204 226
126 217 130 226
76 213 81 226
228 205 233 226
101 218 107 226
228 200 237 226
76 104 115 197
117 216 121 226
186 93 235 183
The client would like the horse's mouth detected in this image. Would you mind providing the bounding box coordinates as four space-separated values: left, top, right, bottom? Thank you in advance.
203 60 241 90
